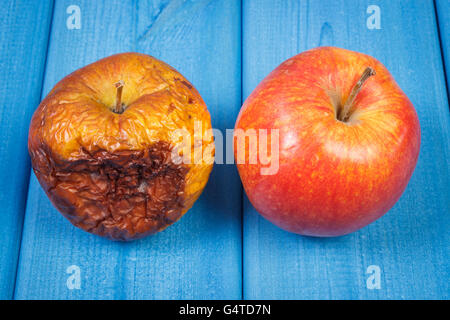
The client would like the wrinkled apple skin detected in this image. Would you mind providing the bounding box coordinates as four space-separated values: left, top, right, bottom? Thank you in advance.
235 47 420 237
28 53 214 240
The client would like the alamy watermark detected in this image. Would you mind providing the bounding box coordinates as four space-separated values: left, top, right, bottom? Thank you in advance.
170 121 280 175
66 265 81 290
366 265 381 290
366 5 381 30
66 5 81 30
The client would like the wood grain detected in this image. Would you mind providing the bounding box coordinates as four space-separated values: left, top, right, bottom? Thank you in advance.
14 0 242 299
242 0 450 299
0 0 53 299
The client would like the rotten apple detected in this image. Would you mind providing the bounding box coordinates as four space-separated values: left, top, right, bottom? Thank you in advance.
235 47 420 237
28 53 214 241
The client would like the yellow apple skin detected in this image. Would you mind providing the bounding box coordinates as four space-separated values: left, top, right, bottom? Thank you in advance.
28 53 214 240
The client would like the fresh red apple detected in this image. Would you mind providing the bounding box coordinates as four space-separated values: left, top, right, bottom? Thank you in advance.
28 53 214 240
235 47 420 236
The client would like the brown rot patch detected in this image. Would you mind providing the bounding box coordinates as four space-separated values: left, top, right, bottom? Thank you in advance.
180 80 193 89
167 103 176 113
31 141 188 241
174 77 193 89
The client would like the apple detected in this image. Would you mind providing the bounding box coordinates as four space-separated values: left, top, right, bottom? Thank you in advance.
235 47 420 237
28 53 214 240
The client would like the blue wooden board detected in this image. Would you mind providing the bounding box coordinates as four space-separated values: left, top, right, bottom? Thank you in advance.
436 0 450 97
0 0 53 299
0 0 448 300
242 0 450 299
14 0 242 299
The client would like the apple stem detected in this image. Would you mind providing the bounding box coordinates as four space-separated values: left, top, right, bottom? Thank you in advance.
114 80 125 114
339 67 376 122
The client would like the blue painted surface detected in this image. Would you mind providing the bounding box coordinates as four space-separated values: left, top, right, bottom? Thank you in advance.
243 0 449 299
0 0 53 299
0 0 447 299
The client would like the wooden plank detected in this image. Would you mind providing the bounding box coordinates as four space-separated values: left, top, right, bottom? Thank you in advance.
15 0 242 299
0 0 53 299
243 0 450 299
436 0 450 97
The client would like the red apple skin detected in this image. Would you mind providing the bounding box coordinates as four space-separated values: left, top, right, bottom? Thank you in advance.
235 47 420 237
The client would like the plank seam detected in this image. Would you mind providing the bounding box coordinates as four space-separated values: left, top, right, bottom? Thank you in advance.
12 0 56 300
433 0 450 105
240 0 244 301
